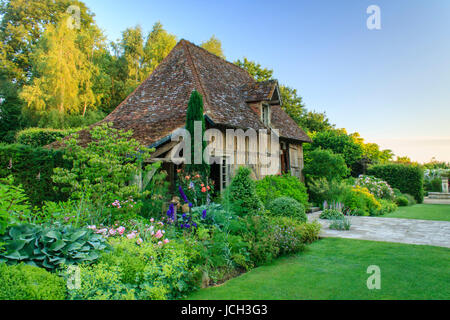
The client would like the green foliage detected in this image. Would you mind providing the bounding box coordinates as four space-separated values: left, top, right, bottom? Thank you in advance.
303 148 350 182
424 177 443 193
224 166 263 217
52 123 156 211
0 143 69 206
354 175 395 200
15 127 78 147
255 174 309 208
307 130 364 175
69 238 200 300
234 57 273 82
329 217 351 230
0 223 109 270
367 163 424 203
200 35 225 59
266 197 306 222
185 90 209 175
67 262 137 300
308 178 351 206
343 186 381 216
320 208 344 220
0 176 32 232
297 221 321 244
297 110 335 133
396 195 409 207
377 199 398 216
0 263 66 300
270 216 307 254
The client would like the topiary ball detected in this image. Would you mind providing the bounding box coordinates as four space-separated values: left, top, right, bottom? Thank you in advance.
266 197 306 222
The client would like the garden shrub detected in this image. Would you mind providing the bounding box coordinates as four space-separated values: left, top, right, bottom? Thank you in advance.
0 223 109 270
303 148 350 182
424 177 442 192
367 163 424 203
343 186 381 216
67 262 137 300
224 166 263 217
230 215 278 266
403 193 417 206
376 199 398 216
70 238 201 300
354 175 394 200
307 178 351 207
0 143 69 206
320 208 344 220
396 195 409 207
297 221 321 243
266 197 306 222
15 127 78 147
255 174 309 208
52 123 159 219
270 216 306 255
0 263 66 300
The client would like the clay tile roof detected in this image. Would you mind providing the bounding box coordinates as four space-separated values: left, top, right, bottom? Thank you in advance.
240 80 278 102
49 39 311 148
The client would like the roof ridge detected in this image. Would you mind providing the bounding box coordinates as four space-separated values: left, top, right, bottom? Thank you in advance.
181 39 212 114
179 39 255 83
105 40 186 119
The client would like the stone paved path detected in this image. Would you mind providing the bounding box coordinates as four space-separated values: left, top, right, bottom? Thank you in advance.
308 212 450 248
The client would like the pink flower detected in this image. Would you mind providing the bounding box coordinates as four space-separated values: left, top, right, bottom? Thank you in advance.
164 239 169 244
117 226 125 235
127 232 136 239
109 229 117 236
150 218 154 222
96 228 108 234
136 238 143 245
155 230 163 239
87 225 96 230
158 241 163 246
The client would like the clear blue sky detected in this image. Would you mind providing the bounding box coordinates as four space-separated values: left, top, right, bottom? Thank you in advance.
83 0 450 162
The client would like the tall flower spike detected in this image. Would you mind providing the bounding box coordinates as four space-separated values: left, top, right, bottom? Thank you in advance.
178 185 189 203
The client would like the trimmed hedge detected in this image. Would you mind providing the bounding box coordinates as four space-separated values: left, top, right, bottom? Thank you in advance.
266 197 307 222
367 164 424 203
15 127 77 147
0 143 70 206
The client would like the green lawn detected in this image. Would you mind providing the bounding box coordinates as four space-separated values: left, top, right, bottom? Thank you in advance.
384 204 450 221
187 238 450 300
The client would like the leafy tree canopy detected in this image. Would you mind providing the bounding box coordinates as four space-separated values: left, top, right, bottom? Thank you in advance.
200 35 225 59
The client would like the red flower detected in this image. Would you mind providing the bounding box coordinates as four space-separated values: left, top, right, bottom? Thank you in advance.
201 187 207 193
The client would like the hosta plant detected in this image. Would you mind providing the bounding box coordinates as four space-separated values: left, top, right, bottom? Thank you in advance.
0 223 109 270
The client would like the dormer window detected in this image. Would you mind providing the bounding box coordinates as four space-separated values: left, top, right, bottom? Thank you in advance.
262 103 270 126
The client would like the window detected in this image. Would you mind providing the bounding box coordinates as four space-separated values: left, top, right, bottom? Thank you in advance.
262 104 270 126
220 157 231 191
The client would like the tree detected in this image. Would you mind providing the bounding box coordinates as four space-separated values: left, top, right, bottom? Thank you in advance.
185 90 208 176
52 122 157 208
121 26 145 89
143 21 177 74
306 130 364 176
200 35 225 59
0 0 95 85
297 110 335 133
224 166 263 217
234 57 273 82
0 72 22 142
279 85 306 124
20 18 87 116
303 149 350 182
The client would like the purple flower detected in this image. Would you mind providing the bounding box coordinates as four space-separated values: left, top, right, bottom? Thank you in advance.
166 203 175 220
179 185 188 203
193 223 197 228
189 202 193 208
182 213 187 219
202 209 207 219
186 224 191 228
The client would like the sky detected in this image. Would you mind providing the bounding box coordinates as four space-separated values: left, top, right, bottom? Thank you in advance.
82 0 450 163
